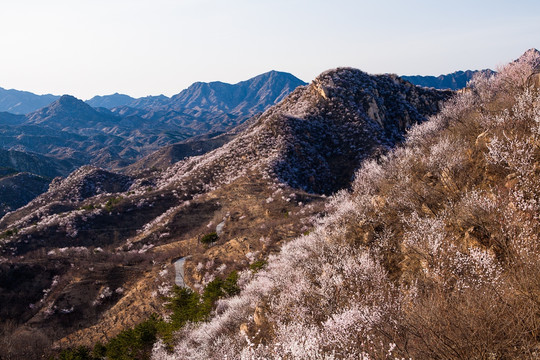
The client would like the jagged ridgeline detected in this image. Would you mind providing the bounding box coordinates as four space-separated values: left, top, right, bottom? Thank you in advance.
0 68 451 357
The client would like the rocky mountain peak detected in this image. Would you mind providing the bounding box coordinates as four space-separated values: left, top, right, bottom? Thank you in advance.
50 95 96 113
26 95 106 126
156 68 452 195
168 70 307 116
522 48 540 57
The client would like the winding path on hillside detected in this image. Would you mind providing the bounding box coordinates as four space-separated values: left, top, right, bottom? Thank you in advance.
174 256 190 288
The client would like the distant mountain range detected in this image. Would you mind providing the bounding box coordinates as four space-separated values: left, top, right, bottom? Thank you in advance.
402 69 495 90
0 71 307 169
0 71 307 215
0 87 59 114
87 71 305 115
0 69 486 118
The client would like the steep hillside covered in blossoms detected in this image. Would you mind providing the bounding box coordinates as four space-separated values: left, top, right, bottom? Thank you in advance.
151 50 540 359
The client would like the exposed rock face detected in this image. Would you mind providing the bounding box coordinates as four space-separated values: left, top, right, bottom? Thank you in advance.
528 72 540 88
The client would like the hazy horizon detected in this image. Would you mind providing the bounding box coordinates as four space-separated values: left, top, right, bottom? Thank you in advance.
1 0 539 99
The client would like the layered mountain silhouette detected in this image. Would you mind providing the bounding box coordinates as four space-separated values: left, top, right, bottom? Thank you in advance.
90 70 306 114
163 70 306 115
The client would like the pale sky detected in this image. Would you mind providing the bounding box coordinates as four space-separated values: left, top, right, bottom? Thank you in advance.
0 0 539 100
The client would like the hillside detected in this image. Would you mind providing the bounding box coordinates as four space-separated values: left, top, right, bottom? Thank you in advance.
149 50 540 359
124 132 238 174
0 172 50 217
0 68 450 358
0 148 79 179
0 149 81 217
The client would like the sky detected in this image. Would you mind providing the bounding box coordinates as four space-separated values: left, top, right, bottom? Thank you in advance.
0 0 539 100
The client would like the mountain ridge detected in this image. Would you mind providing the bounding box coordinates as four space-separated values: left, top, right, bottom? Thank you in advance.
0 66 453 357
402 69 494 90
0 87 60 115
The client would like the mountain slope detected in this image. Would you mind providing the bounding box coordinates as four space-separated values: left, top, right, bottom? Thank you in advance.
154 50 540 360
0 172 50 216
0 111 26 125
0 148 80 179
124 132 238 174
